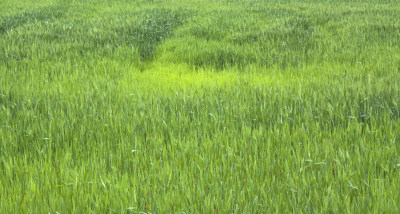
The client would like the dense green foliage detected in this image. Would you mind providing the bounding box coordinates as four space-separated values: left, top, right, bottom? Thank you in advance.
1 0 400 212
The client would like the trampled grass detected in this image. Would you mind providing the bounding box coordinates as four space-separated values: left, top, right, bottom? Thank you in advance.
1 0 400 212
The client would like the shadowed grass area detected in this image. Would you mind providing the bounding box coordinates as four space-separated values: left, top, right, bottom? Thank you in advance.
1 7 193 65
157 4 400 69
0 6 65 34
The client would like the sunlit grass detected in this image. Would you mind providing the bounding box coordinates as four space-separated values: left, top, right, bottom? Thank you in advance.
1 0 400 212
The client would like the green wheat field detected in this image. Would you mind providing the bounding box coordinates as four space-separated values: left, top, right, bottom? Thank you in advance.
1 0 400 212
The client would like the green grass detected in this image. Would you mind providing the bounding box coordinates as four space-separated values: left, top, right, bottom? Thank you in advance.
1 0 400 212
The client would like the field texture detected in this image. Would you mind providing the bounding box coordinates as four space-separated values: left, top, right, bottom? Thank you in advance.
1 0 400 212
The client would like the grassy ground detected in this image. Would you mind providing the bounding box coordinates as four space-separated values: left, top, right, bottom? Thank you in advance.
1 0 400 212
